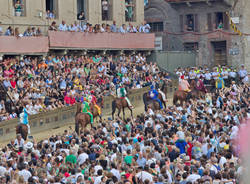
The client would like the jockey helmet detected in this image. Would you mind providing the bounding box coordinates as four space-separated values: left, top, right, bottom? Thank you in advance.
181 75 184 79
150 85 154 90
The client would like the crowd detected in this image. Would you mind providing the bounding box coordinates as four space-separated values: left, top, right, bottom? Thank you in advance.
0 53 168 122
0 68 248 183
1 26 42 37
174 65 249 86
49 20 151 33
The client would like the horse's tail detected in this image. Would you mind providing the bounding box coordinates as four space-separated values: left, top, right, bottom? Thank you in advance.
76 103 81 116
75 118 79 135
142 93 148 111
112 100 116 115
173 92 177 105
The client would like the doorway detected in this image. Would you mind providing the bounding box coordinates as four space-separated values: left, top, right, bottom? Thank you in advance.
211 41 227 66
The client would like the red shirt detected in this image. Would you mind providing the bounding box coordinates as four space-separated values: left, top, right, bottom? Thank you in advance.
64 95 71 105
91 95 97 104
70 97 76 105
10 80 16 88
187 142 193 160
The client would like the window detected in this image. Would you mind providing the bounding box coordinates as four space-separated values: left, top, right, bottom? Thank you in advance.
215 12 229 30
148 22 163 32
184 42 199 51
125 0 136 22
185 14 199 32
186 14 194 31
46 0 58 19
101 0 113 21
77 0 87 20
180 15 184 32
13 0 26 16
207 13 213 31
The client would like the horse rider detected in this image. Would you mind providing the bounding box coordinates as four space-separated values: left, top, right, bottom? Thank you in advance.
81 97 94 125
117 83 134 109
157 85 167 103
19 104 30 134
196 76 207 93
149 85 163 109
89 90 101 115
178 75 192 99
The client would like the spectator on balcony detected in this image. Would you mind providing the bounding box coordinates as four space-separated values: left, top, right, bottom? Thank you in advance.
14 27 23 37
77 11 85 21
14 0 22 16
143 21 151 33
68 23 78 32
23 27 32 36
94 24 101 33
187 20 194 31
59 20 68 31
0 22 3 36
36 27 42 36
31 27 37 36
49 21 57 31
217 21 224 29
100 23 106 32
102 0 109 21
5 26 13 36
127 23 137 33
106 24 111 33
46 10 55 19
110 21 117 32
119 24 127 33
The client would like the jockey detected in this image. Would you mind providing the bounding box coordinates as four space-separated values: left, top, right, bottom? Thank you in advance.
149 85 163 109
196 76 207 93
81 97 93 124
157 86 167 103
19 106 30 134
178 75 191 92
90 90 101 115
117 83 134 109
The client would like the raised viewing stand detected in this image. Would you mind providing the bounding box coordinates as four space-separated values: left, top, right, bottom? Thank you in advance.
0 32 155 54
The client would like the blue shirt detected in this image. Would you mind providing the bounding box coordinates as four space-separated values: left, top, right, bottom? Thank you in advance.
175 141 187 154
137 157 147 168
149 89 158 99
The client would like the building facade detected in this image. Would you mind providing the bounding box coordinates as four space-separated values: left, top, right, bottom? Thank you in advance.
145 0 249 69
0 0 144 33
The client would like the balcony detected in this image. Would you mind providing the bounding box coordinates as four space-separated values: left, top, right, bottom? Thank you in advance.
0 32 155 54
48 31 155 50
0 36 49 54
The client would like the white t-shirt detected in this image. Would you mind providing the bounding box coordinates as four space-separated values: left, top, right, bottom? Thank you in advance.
136 171 153 182
18 169 32 182
77 153 88 165
110 168 121 181
186 174 201 183
0 166 6 177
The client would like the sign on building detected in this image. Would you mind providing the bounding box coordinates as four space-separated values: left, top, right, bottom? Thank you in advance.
229 48 240 55
155 36 162 50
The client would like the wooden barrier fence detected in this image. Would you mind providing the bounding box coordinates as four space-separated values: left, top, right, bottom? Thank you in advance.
0 86 175 142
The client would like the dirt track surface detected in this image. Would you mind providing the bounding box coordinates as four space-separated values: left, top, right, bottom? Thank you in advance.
0 98 172 147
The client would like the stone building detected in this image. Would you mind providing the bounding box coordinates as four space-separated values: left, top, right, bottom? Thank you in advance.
145 0 249 69
0 0 144 33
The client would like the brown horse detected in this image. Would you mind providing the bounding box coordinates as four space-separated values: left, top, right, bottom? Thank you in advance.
112 97 133 120
143 92 165 111
75 103 92 135
173 80 199 106
16 124 28 140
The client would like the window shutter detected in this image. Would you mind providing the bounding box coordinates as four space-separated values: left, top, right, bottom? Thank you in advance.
194 14 199 32
223 12 229 30
207 13 212 31
180 15 184 32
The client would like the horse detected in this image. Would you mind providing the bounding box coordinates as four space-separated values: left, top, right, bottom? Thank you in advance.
143 81 169 111
75 103 92 135
89 96 104 123
16 124 28 140
143 92 166 111
190 79 206 99
173 80 198 106
112 97 133 120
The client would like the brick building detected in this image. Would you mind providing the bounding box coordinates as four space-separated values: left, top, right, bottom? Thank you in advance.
145 0 249 68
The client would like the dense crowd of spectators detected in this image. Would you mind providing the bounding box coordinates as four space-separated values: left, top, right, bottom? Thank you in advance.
0 76 248 183
0 53 168 122
0 25 42 37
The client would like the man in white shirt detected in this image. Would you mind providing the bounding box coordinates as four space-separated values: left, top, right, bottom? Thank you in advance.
59 20 68 31
18 164 32 182
186 167 201 183
136 167 153 183
77 149 88 165
204 69 212 85
221 67 229 87
238 64 247 81
119 24 127 33
110 163 121 181
143 21 151 33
